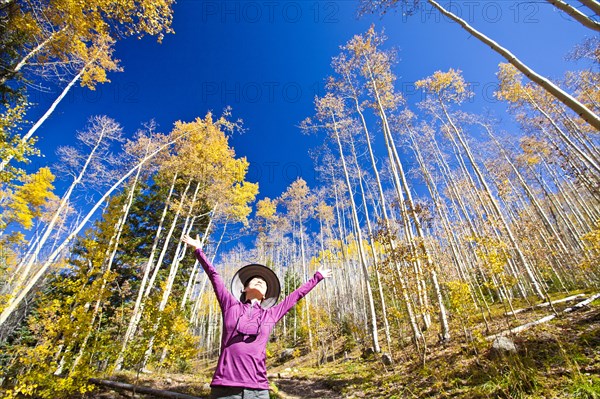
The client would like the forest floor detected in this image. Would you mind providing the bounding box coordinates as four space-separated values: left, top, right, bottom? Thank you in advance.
92 291 600 399
268 292 600 398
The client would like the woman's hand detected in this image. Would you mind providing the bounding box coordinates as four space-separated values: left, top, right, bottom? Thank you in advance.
182 234 202 250
317 268 333 279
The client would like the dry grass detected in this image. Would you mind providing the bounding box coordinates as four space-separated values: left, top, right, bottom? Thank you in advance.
267 293 600 399
90 293 600 399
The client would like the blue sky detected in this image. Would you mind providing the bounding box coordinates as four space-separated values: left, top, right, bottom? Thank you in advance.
30 0 594 204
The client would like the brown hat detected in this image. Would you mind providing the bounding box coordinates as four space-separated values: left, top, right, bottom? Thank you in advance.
231 264 281 309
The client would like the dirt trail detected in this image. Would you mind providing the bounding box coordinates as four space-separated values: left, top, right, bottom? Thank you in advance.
274 377 344 399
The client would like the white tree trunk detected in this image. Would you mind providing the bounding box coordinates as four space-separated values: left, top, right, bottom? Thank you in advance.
428 0 600 130
545 0 600 31
114 172 178 371
331 111 381 353
439 102 544 298
142 179 199 367
0 134 185 328
0 27 67 87
0 66 87 173
70 148 147 371
9 119 107 304
577 0 600 15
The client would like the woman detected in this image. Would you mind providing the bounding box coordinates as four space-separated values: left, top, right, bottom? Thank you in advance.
182 234 332 399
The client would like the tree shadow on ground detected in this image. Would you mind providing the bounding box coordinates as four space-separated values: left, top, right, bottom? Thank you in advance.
274 375 362 398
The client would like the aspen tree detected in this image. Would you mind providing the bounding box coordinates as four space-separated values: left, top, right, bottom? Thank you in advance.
358 29 436 331
70 143 149 371
480 123 575 263
317 158 355 321
344 29 423 324
417 69 546 299
0 39 117 174
114 171 178 371
313 145 367 336
345 27 454 338
565 38 600 122
280 178 316 348
7 116 123 308
517 138 595 256
180 209 215 309
347 132 393 352
0 0 175 174
359 0 600 130
481 146 569 298
329 51 425 346
142 178 197 367
0 0 173 88
313 195 339 355
545 0 600 31
71 126 168 371
454 121 531 299
496 64 600 177
311 93 386 352
0 123 187 328
426 134 501 306
578 0 600 14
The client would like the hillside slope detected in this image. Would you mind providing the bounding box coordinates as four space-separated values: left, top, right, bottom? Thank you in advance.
90 295 599 399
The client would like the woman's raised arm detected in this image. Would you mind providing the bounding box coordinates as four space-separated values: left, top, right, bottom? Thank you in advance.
182 234 237 310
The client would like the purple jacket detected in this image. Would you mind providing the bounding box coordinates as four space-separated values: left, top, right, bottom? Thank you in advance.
194 248 324 389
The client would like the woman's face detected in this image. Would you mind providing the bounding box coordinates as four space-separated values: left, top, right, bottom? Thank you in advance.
245 277 268 298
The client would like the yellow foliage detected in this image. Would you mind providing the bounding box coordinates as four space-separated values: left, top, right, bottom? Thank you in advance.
516 136 552 167
256 197 277 220
469 235 519 291
311 249 339 267
341 25 404 110
1 167 58 231
4 0 174 98
495 63 528 103
0 102 36 183
9 12 42 38
580 221 600 274
0 102 28 137
566 70 600 115
166 112 258 224
154 301 200 372
226 181 259 225
295 301 333 348
316 201 334 223
79 34 121 89
445 280 473 316
342 235 378 259
415 68 472 103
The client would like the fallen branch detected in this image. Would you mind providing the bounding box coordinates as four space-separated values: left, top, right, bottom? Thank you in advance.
487 293 600 341
504 293 585 316
564 293 600 313
89 378 202 399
